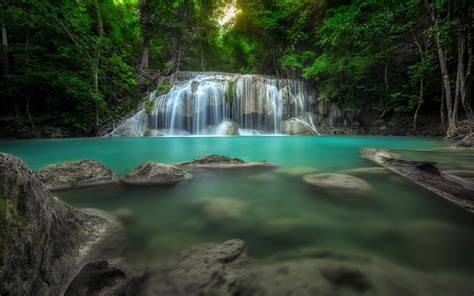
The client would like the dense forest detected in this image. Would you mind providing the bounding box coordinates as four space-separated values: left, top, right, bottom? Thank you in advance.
0 0 472 138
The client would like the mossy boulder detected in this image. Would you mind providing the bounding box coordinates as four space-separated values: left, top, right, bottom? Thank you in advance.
36 160 118 191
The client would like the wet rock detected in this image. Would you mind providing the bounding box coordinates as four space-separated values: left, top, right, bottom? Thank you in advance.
36 160 118 191
341 167 390 176
303 173 373 196
177 154 274 168
216 121 239 135
140 239 474 296
454 133 474 147
199 197 249 223
0 153 124 296
362 148 474 213
282 118 316 135
142 239 250 296
64 259 144 296
123 162 192 185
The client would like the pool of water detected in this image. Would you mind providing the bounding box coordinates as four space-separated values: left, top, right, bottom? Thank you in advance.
1 136 474 277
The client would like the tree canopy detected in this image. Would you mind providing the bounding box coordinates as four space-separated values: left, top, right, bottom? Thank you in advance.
0 0 472 136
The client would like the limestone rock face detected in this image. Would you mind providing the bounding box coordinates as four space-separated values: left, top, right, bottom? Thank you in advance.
303 173 373 196
123 162 192 185
177 154 274 168
37 160 117 191
0 153 123 296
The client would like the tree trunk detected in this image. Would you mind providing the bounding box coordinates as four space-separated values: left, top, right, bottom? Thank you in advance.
26 95 35 128
460 28 473 131
139 0 150 70
414 77 424 130
140 37 149 70
440 84 446 130
2 23 12 115
93 0 104 135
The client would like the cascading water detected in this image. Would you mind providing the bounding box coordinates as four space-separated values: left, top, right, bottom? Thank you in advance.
109 72 317 136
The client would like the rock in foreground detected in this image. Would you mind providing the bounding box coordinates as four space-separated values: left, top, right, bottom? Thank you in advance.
177 154 274 168
37 159 118 191
123 162 193 185
140 239 474 296
0 153 124 296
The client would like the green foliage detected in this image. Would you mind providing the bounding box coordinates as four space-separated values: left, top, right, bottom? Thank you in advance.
2 0 141 135
156 80 171 95
145 100 154 114
225 80 235 103
0 196 6 212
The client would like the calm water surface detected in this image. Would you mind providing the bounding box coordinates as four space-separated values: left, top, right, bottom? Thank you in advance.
1 136 473 277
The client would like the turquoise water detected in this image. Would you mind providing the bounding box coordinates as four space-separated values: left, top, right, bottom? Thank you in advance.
1 136 474 277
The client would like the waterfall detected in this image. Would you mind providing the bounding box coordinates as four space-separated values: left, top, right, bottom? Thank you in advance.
109 72 317 136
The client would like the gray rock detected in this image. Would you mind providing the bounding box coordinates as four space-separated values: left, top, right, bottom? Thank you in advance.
142 239 250 296
0 153 124 296
177 154 274 168
123 162 192 185
140 240 474 296
216 121 239 135
303 173 373 196
282 118 316 135
64 259 144 296
36 160 118 191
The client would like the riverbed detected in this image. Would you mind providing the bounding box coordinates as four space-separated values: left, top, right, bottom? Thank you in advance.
1 136 473 278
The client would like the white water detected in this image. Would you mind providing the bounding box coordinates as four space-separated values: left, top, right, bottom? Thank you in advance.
110 72 316 136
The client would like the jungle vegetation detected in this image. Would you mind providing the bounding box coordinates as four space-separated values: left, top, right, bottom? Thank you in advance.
0 0 472 137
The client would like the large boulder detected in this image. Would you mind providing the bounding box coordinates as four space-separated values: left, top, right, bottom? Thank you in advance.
216 121 239 135
0 153 124 296
36 160 118 191
303 173 373 196
141 239 249 295
123 162 192 185
282 118 316 135
140 240 474 296
177 154 274 168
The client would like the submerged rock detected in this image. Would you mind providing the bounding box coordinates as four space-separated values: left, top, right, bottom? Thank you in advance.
341 167 390 176
0 153 124 296
123 162 192 185
200 197 249 223
140 239 474 296
142 239 249 295
303 173 373 196
36 160 118 191
177 154 274 168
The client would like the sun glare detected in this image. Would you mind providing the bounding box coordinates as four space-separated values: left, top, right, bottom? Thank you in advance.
218 3 239 26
